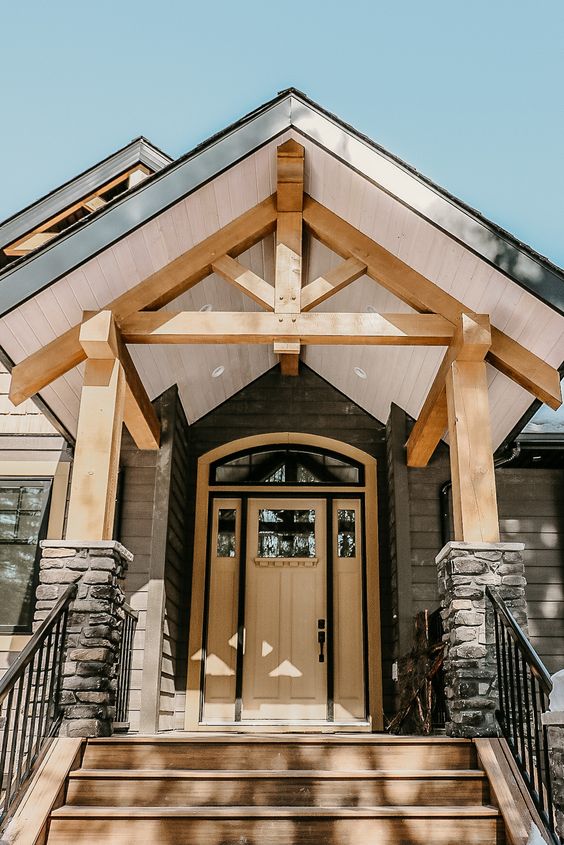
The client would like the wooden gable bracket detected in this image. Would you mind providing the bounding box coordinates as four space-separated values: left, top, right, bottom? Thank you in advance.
9 196 279 407
302 195 562 414
66 310 159 540
275 140 304 375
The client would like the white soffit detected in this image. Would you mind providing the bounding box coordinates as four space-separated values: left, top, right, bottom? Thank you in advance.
0 121 563 447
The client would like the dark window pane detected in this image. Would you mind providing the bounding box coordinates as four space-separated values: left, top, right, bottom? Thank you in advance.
258 509 316 558
213 447 362 485
0 481 51 632
217 509 236 557
337 509 356 557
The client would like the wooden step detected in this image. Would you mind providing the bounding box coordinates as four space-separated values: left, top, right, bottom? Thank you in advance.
66 768 489 807
47 805 502 845
81 735 477 771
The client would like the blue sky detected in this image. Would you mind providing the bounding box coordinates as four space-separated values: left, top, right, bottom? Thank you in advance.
2 0 563 266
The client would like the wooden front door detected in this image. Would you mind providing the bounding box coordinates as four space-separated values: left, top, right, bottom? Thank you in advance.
201 493 368 726
241 498 327 720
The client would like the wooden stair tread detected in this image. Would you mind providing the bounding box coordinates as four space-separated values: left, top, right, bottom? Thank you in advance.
69 767 486 779
51 804 500 819
85 734 471 745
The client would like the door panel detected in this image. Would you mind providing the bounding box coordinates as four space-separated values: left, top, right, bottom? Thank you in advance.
333 499 365 719
242 499 327 720
202 500 240 721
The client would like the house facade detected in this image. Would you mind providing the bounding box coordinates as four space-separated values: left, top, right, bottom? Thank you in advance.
1 89 564 843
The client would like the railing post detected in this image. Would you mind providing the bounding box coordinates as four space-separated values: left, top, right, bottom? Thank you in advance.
436 541 528 737
34 540 133 737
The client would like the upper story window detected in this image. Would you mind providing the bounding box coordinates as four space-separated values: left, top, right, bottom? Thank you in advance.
0 479 52 633
211 446 362 485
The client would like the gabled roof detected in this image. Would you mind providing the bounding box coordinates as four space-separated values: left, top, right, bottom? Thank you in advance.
0 90 562 450
1 89 563 319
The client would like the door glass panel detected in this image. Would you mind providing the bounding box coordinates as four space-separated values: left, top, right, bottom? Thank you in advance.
257 509 316 557
337 509 356 558
216 509 237 557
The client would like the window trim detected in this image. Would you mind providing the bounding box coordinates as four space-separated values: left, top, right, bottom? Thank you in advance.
0 477 53 634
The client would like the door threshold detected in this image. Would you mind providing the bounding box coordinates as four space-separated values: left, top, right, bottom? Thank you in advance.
197 721 372 734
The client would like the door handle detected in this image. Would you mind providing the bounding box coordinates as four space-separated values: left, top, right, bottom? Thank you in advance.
317 619 326 663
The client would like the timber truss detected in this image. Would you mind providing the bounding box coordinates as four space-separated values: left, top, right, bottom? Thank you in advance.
8 141 562 545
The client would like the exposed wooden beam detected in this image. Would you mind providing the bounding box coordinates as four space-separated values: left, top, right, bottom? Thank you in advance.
406 314 491 467
211 254 274 310
65 356 125 541
79 310 160 451
5 231 57 257
303 196 562 410
447 359 500 543
275 140 304 373
9 195 278 406
274 341 300 375
118 311 456 345
301 257 367 311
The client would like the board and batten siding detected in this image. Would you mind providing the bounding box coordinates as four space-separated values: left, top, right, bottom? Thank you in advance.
388 407 564 680
118 386 191 733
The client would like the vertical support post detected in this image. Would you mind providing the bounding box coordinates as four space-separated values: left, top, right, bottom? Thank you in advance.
66 356 126 540
275 140 304 375
445 316 500 543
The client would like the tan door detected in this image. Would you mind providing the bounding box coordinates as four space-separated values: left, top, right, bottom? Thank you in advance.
242 498 327 720
333 499 366 720
202 499 241 722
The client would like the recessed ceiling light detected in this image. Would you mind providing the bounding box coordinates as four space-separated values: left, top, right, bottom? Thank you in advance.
354 367 367 379
212 365 225 378
200 303 213 312
366 305 377 313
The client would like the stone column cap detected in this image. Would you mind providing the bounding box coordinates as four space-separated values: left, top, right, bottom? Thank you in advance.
40 539 134 562
541 711 564 726
436 541 525 565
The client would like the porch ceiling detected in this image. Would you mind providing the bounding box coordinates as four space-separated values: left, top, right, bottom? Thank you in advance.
1 124 563 449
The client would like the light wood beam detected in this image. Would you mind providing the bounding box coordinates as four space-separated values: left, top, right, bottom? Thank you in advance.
301 257 367 311
275 140 304 373
303 196 562 410
80 310 160 451
406 314 491 467
447 359 500 543
9 196 278 406
274 341 301 375
65 356 125 541
118 311 455 345
211 254 274 310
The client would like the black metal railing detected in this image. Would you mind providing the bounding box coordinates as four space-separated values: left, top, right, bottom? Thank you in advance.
113 601 138 731
0 584 76 826
487 586 560 845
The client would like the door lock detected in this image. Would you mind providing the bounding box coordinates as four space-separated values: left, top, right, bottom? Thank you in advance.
317 618 326 663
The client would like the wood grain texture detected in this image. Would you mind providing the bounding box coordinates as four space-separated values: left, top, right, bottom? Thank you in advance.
9 196 278 406
446 360 500 543
303 196 562 409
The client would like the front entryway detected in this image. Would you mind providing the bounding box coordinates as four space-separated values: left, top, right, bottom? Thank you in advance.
185 435 383 731
202 489 366 727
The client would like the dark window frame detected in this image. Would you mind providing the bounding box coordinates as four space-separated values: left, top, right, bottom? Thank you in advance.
0 477 52 635
210 445 364 486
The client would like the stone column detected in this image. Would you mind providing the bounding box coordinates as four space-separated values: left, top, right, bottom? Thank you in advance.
436 541 527 737
34 540 133 737
542 713 564 840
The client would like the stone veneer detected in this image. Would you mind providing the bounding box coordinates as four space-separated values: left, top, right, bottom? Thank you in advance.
436 541 528 738
34 540 133 737
542 713 564 840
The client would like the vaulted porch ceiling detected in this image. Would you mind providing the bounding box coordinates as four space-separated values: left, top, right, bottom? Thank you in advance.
1 93 563 453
